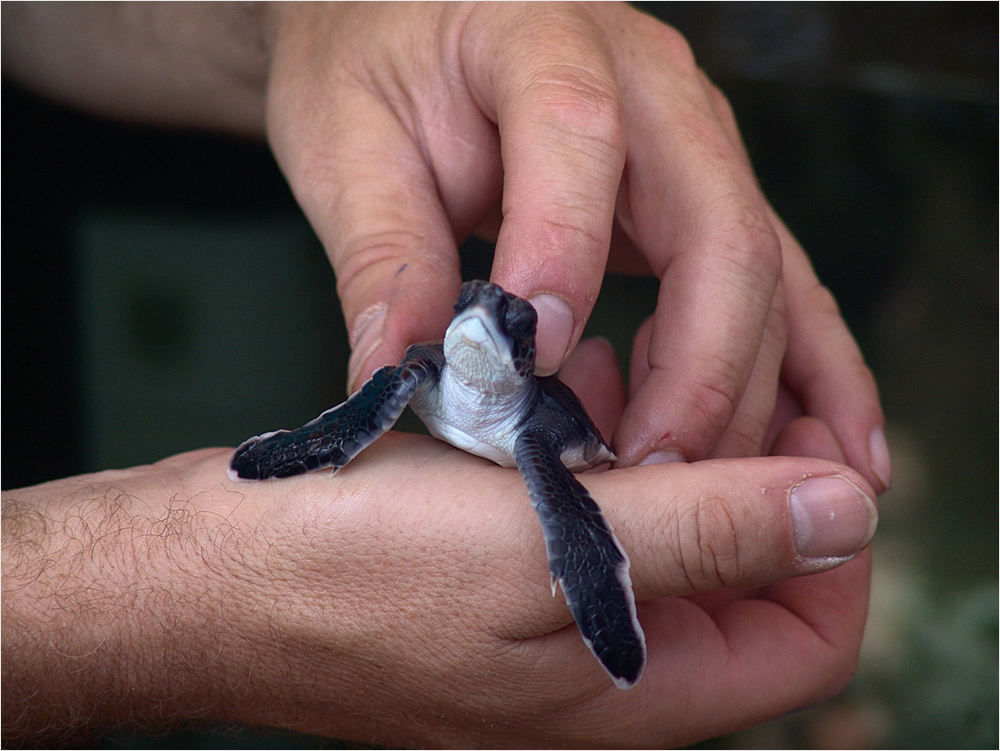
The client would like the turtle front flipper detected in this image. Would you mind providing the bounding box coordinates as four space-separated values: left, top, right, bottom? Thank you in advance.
229 346 442 481
514 431 646 689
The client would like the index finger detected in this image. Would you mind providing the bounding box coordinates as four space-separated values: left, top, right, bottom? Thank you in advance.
461 4 626 375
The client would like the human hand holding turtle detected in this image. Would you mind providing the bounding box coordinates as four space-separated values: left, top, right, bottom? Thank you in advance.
3 3 891 492
3 333 875 746
262 2 891 492
3 2 887 745
225 279 878 695
4 2 890 484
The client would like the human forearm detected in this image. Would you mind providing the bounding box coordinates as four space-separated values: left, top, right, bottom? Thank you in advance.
2 2 269 135
0 454 289 744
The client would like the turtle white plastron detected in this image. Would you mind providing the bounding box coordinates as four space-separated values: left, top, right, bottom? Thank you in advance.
229 280 647 688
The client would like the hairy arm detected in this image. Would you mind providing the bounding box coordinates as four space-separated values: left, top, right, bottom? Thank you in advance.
1 2 268 135
1 454 278 745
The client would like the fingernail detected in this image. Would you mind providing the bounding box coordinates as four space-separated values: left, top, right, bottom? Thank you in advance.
529 294 574 376
347 303 387 389
639 449 688 466
789 476 878 559
869 426 892 490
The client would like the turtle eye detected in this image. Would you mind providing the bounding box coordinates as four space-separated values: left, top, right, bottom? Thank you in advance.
454 279 488 314
505 298 537 340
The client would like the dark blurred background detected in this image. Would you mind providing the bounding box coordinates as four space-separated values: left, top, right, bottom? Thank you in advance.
3 3 996 748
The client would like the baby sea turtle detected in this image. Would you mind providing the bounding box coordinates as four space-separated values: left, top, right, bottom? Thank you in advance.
229 280 646 688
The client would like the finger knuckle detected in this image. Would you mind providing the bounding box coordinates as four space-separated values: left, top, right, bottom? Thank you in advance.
672 494 742 591
684 354 745 439
713 202 783 282
633 14 698 74
718 415 771 459
521 71 625 156
804 279 845 324
531 209 612 262
704 77 737 123
508 5 625 143
333 227 428 293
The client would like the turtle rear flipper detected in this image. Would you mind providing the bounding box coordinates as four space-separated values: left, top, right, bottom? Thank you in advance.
514 431 646 689
229 348 441 481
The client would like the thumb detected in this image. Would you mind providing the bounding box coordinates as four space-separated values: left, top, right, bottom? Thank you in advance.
587 457 878 600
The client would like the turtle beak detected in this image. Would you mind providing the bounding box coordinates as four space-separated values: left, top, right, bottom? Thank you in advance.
445 303 513 370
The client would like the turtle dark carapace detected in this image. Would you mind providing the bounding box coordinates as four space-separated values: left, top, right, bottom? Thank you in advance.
229 280 647 688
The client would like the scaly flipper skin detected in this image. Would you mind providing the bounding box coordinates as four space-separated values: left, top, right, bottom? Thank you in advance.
229 345 442 480
514 430 646 689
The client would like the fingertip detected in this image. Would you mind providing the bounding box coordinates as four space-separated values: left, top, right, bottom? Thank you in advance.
789 474 878 560
610 454 877 601
346 302 388 389
344 273 459 392
529 293 575 375
768 417 880 561
637 449 688 466
777 216 890 495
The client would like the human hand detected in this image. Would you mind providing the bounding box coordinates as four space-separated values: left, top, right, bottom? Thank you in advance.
263 2 890 491
0 2 890 488
2 349 876 747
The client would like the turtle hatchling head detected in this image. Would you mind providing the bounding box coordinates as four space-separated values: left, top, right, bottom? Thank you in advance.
445 280 537 388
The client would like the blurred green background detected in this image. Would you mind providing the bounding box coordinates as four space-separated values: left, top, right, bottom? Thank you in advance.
3 3 996 748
